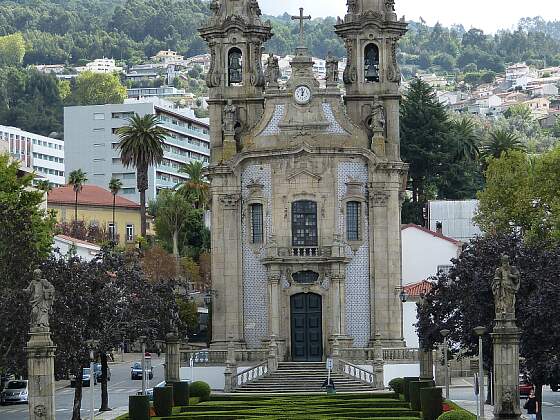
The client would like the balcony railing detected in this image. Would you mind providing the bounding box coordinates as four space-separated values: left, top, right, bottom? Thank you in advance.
291 247 319 257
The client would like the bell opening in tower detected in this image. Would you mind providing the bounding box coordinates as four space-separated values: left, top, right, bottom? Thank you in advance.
228 47 243 86
364 43 380 83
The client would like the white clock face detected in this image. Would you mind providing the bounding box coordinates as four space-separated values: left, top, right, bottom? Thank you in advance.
294 85 312 105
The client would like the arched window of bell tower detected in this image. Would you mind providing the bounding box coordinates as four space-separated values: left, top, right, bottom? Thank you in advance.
228 47 243 86
364 43 380 83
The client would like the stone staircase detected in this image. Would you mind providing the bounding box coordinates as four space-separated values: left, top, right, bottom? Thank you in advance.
234 362 376 393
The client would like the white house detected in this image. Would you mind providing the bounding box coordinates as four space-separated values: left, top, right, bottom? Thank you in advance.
53 235 101 261
78 58 123 74
401 224 462 347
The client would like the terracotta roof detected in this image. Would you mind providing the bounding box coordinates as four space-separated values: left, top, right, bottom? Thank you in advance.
48 185 140 209
404 280 434 298
401 224 462 246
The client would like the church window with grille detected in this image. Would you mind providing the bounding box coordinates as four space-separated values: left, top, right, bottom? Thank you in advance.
346 201 361 241
228 47 243 85
292 200 318 247
364 43 380 83
250 203 264 244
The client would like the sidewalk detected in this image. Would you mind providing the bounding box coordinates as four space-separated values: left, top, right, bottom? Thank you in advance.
95 406 128 419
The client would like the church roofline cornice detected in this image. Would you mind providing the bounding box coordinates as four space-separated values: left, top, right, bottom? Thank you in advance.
334 20 407 35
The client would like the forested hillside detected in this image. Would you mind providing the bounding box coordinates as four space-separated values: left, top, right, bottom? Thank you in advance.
1 0 560 70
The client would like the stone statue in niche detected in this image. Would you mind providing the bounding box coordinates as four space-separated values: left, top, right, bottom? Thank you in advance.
385 0 396 12
325 52 339 85
228 50 243 84
369 97 386 133
492 255 521 317
248 0 261 17
223 100 237 134
347 0 357 14
264 53 281 87
24 269 55 330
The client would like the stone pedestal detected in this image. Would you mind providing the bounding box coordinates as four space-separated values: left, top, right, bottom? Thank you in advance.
165 333 181 383
26 328 56 420
419 348 434 380
492 315 522 420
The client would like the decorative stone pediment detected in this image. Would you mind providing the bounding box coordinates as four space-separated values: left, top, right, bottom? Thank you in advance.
246 179 265 198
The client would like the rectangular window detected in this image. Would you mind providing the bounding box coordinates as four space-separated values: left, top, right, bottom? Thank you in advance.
251 203 264 244
108 223 116 239
291 200 318 247
346 201 361 241
126 224 134 242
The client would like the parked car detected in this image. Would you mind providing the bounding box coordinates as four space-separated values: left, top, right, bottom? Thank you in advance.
0 380 28 405
93 363 111 382
146 381 167 401
70 368 96 387
519 374 533 398
131 362 153 380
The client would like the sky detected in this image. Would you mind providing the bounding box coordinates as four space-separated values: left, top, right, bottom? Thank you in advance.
259 0 560 34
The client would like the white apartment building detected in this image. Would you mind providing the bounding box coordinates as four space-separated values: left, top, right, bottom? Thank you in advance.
78 58 123 74
64 100 210 203
0 125 65 186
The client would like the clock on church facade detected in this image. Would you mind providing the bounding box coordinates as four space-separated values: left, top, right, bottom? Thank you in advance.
199 0 408 361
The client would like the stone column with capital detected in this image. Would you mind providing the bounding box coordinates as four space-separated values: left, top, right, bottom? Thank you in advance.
165 333 181 383
26 330 56 420
491 255 522 420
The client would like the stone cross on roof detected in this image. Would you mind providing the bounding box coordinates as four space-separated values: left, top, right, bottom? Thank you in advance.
291 7 311 47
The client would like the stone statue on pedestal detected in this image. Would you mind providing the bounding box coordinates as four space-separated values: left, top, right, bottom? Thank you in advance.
24 269 55 330
491 255 520 317
223 100 237 134
264 53 280 87
325 52 339 85
369 98 386 133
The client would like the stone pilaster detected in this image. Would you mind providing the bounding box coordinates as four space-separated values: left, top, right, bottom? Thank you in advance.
267 273 281 338
26 329 56 420
492 316 522 420
384 97 401 160
165 333 181 383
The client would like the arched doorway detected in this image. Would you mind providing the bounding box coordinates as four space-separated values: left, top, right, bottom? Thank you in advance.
290 293 323 361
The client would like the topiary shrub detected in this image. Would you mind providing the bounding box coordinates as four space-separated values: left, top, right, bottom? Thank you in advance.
410 380 435 411
420 386 443 420
437 410 474 420
171 381 190 406
154 386 174 416
403 376 420 402
128 395 150 420
190 380 211 402
389 377 405 395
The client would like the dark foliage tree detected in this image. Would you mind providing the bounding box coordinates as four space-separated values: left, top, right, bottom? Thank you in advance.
418 233 560 420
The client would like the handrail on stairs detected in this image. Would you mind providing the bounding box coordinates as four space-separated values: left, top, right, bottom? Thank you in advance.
338 359 376 385
232 360 269 387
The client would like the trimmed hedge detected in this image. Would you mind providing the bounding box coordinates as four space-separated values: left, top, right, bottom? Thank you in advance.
389 378 406 395
410 381 435 411
403 377 420 402
190 381 211 402
171 381 190 406
128 395 150 420
154 386 174 416
420 387 443 420
437 410 474 420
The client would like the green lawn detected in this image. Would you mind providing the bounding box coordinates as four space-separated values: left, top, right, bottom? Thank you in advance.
147 393 422 420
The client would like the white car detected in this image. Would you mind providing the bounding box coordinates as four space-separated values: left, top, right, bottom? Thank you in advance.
0 380 28 405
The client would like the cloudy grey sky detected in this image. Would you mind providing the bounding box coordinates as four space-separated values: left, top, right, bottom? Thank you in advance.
259 0 560 33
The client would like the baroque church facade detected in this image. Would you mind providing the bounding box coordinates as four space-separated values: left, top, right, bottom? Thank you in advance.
200 0 408 361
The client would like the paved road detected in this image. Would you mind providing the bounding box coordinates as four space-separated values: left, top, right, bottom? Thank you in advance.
0 356 165 420
450 386 560 420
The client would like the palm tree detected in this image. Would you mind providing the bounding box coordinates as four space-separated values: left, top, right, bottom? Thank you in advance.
35 179 53 194
116 114 166 238
68 169 88 224
483 129 525 160
178 160 209 209
108 177 123 243
450 117 480 163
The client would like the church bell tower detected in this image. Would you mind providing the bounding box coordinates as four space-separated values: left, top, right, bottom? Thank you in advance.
199 0 273 163
335 0 407 161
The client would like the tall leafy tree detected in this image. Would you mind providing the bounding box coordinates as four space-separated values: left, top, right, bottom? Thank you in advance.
179 160 209 209
401 78 451 223
0 154 54 374
108 177 123 243
153 190 192 258
71 71 127 105
0 33 26 66
68 169 88 225
116 114 166 238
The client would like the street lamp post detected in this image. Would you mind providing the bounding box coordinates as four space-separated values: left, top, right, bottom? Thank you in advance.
139 336 148 396
473 326 486 420
440 329 451 399
204 290 217 348
85 339 99 420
